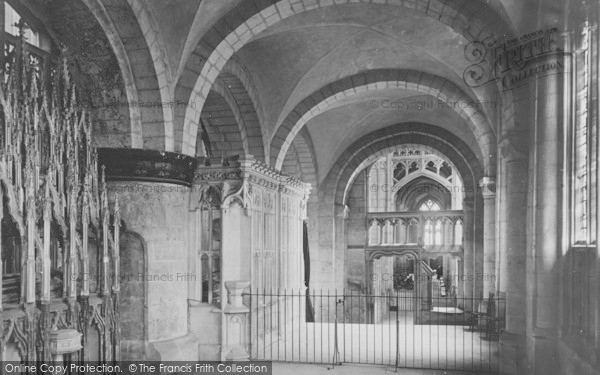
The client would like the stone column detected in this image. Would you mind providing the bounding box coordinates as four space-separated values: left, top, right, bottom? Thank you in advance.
100 148 199 361
306 198 320 292
334 204 349 291
220 201 252 304
526 54 568 375
498 130 529 375
315 193 336 291
479 177 497 298
462 200 475 311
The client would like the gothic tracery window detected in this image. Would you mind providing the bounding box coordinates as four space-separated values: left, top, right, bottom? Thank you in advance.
419 199 441 212
1 2 52 83
439 162 452 179
425 161 437 173
196 187 222 306
4 3 39 46
424 219 434 246
393 162 406 181
408 161 419 174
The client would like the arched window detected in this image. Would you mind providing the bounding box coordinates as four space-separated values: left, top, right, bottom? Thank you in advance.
1 2 53 82
439 162 452 179
419 199 441 211
408 161 419 174
425 161 437 173
407 219 419 244
393 162 406 181
5 3 39 46
434 220 443 245
424 219 434 246
196 187 222 306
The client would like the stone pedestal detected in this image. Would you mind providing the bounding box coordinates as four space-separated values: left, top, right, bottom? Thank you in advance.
221 281 250 361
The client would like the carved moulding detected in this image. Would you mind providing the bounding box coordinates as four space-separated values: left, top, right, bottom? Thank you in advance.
98 148 198 186
191 155 312 216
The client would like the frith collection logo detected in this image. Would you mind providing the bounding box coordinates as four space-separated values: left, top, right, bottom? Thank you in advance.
463 28 567 91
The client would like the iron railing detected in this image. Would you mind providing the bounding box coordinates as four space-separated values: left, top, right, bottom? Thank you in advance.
246 289 504 373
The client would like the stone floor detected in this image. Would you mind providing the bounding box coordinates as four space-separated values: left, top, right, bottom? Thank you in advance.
272 363 481 375
254 321 498 372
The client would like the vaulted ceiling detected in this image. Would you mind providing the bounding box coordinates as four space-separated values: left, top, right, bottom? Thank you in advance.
15 0 585 189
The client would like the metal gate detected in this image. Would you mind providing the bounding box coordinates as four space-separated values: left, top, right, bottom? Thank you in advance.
246 289 503 373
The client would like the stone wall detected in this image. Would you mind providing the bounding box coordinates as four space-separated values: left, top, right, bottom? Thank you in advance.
108 181 196 360
46 0 132 148
558 338 600 375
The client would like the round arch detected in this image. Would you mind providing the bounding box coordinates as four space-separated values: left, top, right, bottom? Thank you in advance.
81 0 167 150
221 57 269 160
15 0 168 150
398 176 453 211
126 0 175 151
282 128 319 188
391 168 456 195
319 123 485 208
271 70 496 174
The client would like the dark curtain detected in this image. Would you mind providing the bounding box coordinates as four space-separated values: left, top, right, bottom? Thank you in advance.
303 221 315 322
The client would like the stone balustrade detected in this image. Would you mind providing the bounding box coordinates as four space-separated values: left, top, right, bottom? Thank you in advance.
366 210 464 249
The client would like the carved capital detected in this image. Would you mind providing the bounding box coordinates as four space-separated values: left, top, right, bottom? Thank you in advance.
500 128 529 162
222 181 246 214
479 177 496 198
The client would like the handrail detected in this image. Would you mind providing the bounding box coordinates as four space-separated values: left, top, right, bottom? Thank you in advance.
367 210 464 219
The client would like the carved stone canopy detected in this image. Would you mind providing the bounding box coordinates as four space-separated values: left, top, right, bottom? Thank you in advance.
190 155 312 212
